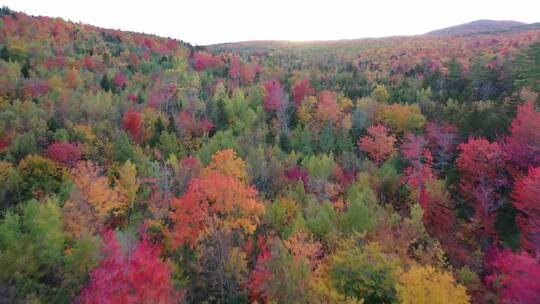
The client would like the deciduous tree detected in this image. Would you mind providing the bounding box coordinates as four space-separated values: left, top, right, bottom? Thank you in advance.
358 125 397 165
79 231 179 304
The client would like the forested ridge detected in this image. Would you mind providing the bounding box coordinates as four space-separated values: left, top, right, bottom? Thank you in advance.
1 6 540 303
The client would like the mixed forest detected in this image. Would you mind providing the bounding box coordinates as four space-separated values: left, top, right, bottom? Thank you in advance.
1 6 540 303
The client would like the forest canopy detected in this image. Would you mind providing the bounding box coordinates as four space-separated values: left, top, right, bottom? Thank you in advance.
1 6 540 303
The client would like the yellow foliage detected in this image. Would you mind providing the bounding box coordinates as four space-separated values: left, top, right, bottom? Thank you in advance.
297 105 313 126
70 161 121 220
72 124 96 142
62 197 100 238
203 149 247 181
375 103 426 133
396 265 470 304
115 160 139 215
339 96 354 112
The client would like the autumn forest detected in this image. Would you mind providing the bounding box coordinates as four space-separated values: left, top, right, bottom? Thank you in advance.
1 6 540 304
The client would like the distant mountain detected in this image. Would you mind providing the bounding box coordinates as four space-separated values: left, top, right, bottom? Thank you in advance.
424 20 527 37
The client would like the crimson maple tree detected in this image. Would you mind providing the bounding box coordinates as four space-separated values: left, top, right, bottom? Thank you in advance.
45 141 82 166
504 101 540 175
122 108 144 144
457 137 507 236
487 249 540 304
262 79 285 112
358 124 397 165
79 231 180 304
512 167 540 259
292 78 314 106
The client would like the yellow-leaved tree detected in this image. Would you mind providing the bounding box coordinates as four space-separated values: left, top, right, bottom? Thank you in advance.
115 160 139 214
63 161 124 238
396 265 470 304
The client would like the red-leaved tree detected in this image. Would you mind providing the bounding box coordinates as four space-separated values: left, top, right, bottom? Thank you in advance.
262 79 285 113
504 101 540 176
486 249 540 304
122 108 144 144
402 133 433 203
79 231 180 304
512 167 540 260
193 51 223 71
292 78 314 106
426 122 458 173
45 141 82 166
358 124 397 165
457 137 507 236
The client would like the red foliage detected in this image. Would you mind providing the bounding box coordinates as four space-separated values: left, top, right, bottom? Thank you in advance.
426 122 458 173
169 187 209 249
122 108 144 144
45 141 82 166
113 72 127 88
402 133 433 195
0 136 11 151
292 78 314 106
129 52 140 67
512 167 540 259
457 137 507 235
504 101 540 175
262 79 285 112
246 238 272 303
127 93 138 103
193 51 223 71
176 110 213 136
229 56 259 85
79 231 180 304
22 79 50 97
486 249 540 304
200 117 214 134
240 63 259 85
168 164 263 249
358 124 397 165
286 166 310 190
419 183 455 243
316 90 341 123
66 68 81 89
229 56 241 80
82 56 95 69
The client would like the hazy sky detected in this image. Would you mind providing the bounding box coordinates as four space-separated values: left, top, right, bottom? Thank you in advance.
2 0 540 45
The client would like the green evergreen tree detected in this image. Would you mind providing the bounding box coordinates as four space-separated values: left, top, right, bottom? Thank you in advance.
279 131 291 153
100 73 111 92
319 122 335 154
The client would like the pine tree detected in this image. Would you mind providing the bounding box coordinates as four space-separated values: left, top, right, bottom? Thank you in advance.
100 74 111 92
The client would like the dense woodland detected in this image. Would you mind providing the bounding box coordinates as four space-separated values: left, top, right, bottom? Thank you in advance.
1 6 540 303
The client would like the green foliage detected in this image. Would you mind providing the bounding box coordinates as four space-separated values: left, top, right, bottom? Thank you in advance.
306 201 338 239
113 131 135 162
516 41 540 93
303 154 336 180
328 240 401 303
197 130 241 164
62 236 101 298
373 84 390 102
9 132 38 161
341 174 381 234
263 240 312 303
18 154 66 200
319 122 335 154
290 126 314 155
266 197 300 238
0 197 65 300
158 131 181 159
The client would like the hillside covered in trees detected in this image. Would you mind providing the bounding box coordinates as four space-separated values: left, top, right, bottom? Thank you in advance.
1 6 540 303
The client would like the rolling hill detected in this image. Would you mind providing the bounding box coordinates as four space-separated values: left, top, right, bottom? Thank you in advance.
424 19 526 36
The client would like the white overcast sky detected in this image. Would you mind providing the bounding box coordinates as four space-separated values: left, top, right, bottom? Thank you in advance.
2 0 540 45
